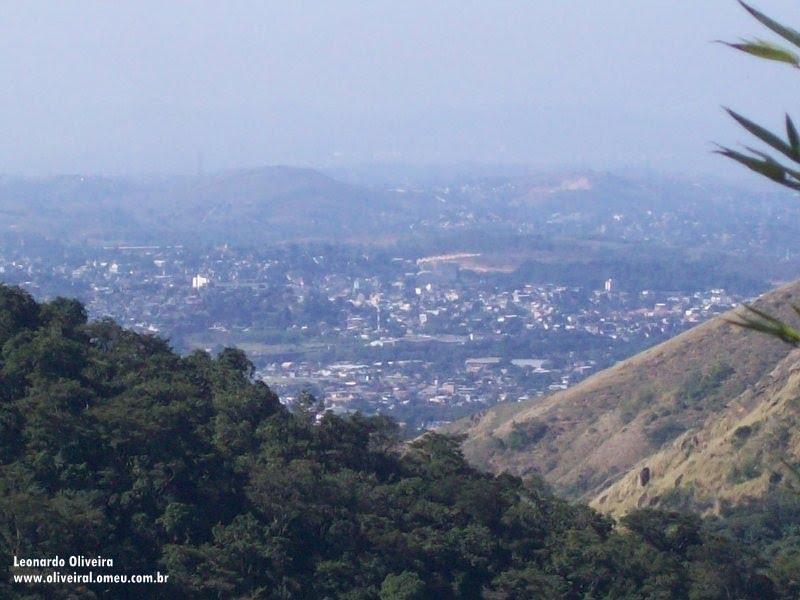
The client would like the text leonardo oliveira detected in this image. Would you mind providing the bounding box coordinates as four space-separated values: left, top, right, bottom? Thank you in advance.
12 555 169 585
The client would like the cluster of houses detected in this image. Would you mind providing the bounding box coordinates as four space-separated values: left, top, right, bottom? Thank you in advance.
0 243 747 431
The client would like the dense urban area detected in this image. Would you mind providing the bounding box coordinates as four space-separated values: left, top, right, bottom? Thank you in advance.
0 237 752 432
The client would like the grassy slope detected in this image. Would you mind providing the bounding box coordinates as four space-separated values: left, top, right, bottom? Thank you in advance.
591 346 800 517
447 279 800 506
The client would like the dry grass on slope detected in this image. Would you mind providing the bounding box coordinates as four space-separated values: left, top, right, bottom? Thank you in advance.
592 348 800 517
451 279 800 501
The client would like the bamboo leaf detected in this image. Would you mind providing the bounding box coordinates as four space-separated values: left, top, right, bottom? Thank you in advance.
744 146 800 183
715 146 791 185
724 107 794 160
726 304 800 346
786 114 800 159
739 1 800 51
718 39 800 66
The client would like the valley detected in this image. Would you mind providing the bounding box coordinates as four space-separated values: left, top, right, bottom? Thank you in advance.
1 168 793 433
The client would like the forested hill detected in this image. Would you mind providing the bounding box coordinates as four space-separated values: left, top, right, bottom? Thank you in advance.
0 284 791 598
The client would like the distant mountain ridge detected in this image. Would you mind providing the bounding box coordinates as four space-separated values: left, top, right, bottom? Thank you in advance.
0 166 420 245
2 167 800 259
446 279 800 513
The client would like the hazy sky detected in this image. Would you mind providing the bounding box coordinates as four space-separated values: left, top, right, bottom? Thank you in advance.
1 1 798 178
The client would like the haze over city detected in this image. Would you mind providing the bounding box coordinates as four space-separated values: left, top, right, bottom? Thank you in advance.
2 0 798 178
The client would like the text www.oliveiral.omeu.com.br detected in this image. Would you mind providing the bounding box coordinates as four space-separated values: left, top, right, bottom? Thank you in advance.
12 555 169 585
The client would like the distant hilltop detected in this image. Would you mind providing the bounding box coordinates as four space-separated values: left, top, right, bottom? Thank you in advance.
1 167 799 255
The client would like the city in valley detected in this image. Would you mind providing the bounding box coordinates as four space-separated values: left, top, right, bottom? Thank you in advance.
0 238 753 433
2 168 799 432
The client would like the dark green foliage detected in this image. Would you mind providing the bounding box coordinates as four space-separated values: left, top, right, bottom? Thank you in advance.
728 456 763 485
679 361 734 409
0 285 39 347
380 571 427 600
505 419 549 450
0 286 786 598
646 418 687 447
732 424 755 447
622 510 703 555
39 297 87 333
707 490 800 598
